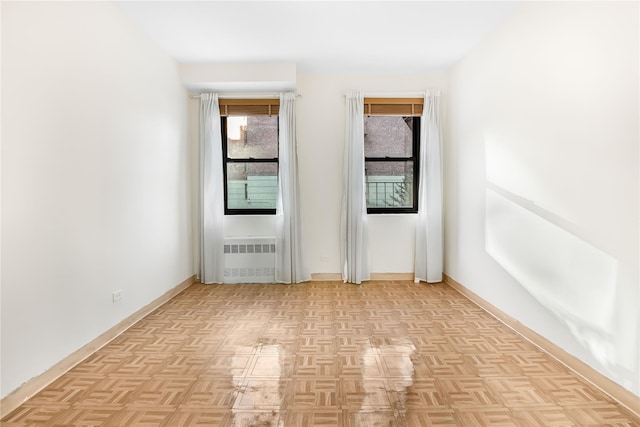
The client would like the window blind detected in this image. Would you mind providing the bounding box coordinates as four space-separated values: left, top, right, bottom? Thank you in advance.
363 98 423 116
219 99 280 116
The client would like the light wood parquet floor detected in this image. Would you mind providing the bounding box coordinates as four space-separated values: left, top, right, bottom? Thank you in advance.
2 281 639 426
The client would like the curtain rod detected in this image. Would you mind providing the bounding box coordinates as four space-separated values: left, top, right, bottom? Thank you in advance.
343 90 444 97
189 92 300 99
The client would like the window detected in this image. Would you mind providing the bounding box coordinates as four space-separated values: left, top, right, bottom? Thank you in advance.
221 99 279 215
364 98 421 214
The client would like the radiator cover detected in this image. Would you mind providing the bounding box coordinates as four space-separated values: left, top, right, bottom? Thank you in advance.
223 237 276 284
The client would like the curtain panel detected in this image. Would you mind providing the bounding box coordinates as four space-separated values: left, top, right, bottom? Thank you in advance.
341 91 371 284
199 93 225 284
414 90 443 283
275 92 310 283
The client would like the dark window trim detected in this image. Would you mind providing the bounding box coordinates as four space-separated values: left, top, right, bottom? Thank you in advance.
365 116 420 214
221 116 278 216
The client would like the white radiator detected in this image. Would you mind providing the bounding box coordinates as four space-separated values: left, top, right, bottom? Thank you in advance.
223 237 276 284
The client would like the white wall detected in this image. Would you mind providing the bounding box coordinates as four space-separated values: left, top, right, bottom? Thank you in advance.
446 1 639 395
184 62 298 272
297 74 448 274
187 72 448 276
1 2 193 398
179 63 296 92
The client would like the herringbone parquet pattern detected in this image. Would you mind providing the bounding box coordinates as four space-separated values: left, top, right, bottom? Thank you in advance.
2 281 638 426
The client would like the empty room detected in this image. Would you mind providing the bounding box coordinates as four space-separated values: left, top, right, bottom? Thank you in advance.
1 1 638 426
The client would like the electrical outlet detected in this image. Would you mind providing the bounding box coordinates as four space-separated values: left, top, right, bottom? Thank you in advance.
112 290 122 302
320 255 329 262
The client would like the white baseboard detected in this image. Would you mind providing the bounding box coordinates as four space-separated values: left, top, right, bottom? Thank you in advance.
443 274 640 420
310 273 342 281
310 272 415 281
0 275 197 418
370 272 414 281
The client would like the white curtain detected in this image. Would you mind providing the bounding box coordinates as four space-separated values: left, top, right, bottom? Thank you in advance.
341 91 370 284
199 93 225 284
275 92 310 283
414 90 443 283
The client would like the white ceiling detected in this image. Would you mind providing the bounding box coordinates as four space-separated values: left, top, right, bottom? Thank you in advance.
116 1 519 74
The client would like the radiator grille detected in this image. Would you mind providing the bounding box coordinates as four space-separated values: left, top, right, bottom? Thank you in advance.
223 237 276 284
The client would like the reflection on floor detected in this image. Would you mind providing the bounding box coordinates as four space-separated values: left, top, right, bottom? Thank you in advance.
232 344 284 427
2 281 639 426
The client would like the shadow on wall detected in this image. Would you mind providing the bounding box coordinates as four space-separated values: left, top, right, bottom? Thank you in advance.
484 184 623 374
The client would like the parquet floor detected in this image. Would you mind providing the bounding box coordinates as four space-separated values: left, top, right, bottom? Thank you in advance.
2 281 639 426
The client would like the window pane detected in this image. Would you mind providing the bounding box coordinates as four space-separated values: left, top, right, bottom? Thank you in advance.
226 116 278 159
226 162 278 210
364 116 413 158
365 161 414 208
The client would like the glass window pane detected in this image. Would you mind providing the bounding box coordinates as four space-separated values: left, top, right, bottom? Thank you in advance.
226 116 278 159
364 116 413 158
226 162 278 210
365 161 414 208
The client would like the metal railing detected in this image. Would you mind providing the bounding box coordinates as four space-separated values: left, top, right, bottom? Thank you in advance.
227 177 278 209
366 180 413 208
227 177 412 209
